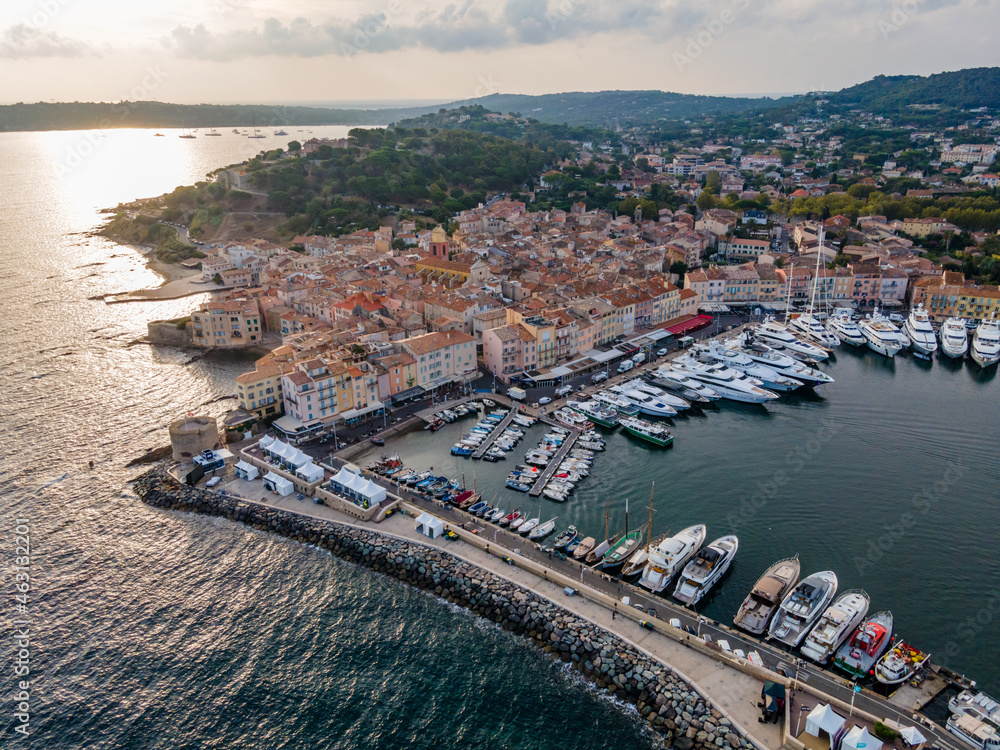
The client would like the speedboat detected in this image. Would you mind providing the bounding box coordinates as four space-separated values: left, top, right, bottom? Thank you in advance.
733 555 800 635
611 387 678 417
876 640 930 684
860 310 905 358
638 524 707 593
903 303 938 357
833 611 894 680
768 570 838 647
671 356 779 403
826 311 868 347
971 314 1000 367
949 689 1000 729
753 318 830 361
672 535 738 606
648 367 721 402
940 317 970 359
789 313 841 348
724 334 835 385
691 344 803 391
800 589 870 664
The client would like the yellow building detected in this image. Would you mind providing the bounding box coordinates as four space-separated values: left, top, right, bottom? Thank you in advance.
235 363 285 419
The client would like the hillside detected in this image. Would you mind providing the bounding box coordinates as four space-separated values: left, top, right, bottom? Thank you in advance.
827 68 1000 111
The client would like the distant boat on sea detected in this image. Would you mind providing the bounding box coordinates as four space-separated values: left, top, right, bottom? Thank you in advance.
205 128 222 137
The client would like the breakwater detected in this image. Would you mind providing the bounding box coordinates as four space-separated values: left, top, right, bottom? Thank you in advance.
133 466 753 749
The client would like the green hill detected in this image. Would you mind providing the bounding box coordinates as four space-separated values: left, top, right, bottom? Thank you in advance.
827 68 1000 110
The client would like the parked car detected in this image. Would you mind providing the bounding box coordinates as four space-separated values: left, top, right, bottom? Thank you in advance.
591 371 608 383
656 348 668 357
538 396 552 404
554 384 572 397
205 477 221 488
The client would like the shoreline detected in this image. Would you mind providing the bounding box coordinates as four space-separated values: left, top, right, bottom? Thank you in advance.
133 465 759 750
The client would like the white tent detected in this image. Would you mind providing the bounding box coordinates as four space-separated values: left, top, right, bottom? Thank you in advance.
296 462 324 483
415 512 445 539
805 704 846 740
898 725 927 748
234 460 259 481
263 471 294 497
283 447 311 469
842 725 883 750
258 434 276 451
359 477 387 504
330 467 386 506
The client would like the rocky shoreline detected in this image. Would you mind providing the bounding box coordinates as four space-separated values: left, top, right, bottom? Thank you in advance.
133 466 753 749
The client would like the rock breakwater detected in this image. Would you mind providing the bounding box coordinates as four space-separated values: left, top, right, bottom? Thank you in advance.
134 466 753 749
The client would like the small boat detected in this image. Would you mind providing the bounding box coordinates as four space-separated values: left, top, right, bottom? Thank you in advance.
505 478 531 492
498 509 521 527
832 611 894 680
204 128 222 136
566 400 620 428
153 133 165 137
509 515 527 531
619 416 674 447
528 517 558 541
370 436 385 446
621 485 660 580
601 528 643 572
518 516 540 535
572 536 596 560
875 640 930 685
800 589 870 665
450 445 473 456
672 535 738 606
553 526 579 550
733 555 800 635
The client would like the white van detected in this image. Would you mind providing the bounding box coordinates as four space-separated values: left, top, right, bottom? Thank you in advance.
632 352 646 364
617 360 634 374
591 371 608 383
555 384 573 397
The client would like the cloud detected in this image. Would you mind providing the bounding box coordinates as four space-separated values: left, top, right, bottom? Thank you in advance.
0 24 92 58
162 0 690 61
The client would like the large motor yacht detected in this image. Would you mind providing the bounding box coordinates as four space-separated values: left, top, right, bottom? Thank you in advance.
724 334 835 385
903 303 939 357
860 309 905 358
671 356 779 403
800 589 870 665
789 313 841 348
609 386 678 418
649 367 721 402
638 525 707 594
672 535 738 607
939 317 970 359
733 556 800 635
753 318 830 361
826 310 868 346
971 314 1000 368
691 343 804 391
768 570 839 648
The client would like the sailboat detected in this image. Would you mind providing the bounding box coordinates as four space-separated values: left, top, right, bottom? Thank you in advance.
205 127 222 137
585 498 619 565
788 228 840 348
248 113 265 139
178 128 196 139
601 498 645 573
621 484 663 580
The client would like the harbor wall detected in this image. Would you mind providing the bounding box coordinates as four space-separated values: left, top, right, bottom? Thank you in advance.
133 465 753 750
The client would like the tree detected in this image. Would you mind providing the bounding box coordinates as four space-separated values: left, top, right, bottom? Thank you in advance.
705 170 722 194
669 261 688 276
287 140 302 152
696 191 717 211
212 273 222 285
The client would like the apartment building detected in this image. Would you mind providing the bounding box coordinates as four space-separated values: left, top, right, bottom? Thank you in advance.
235 363 284 419
399 331 478 390
191 299 262 348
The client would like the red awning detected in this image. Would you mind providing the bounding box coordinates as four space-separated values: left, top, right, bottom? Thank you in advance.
664 315 714 336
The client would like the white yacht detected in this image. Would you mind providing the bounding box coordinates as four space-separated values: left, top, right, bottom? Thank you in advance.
624 379 691 410
950 689 1000 730
650 367 722 402
672 535 738 606
940 317 970 359
592 390 639 414
638 525 707 593
671 356 780 403
733 555 800 636
971 314 1000 368
768 570 839 648
724 335 835 385
860 310 905 358
691 343 804 391
609 386 679 417
826 311 868 346
753 318 830 361
789 313 841 348
947 713 1000 750
800 589 870 665
903 303 938 357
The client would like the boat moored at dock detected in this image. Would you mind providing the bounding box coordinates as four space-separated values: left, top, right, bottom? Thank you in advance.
940 317 970 359
768 570 838 648
800 589 870 664
638 524 707 594
971 313 1000 368
875 639 930 684
826 311 868 347
946 713 1000 750
733 555 800 635
903 303 938 357
619 416 674 447
832 611 894 680
672 535 738 607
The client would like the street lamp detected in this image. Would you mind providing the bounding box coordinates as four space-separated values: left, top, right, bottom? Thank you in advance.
795 705 811 738
696 615 707 637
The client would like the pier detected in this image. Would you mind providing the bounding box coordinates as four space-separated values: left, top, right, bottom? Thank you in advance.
470 407 518 459
528 420 580 496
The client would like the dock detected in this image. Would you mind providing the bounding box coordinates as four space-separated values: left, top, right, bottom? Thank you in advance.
471 408 519 459
528 422 579 496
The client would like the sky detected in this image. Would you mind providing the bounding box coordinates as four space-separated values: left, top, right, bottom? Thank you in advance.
1 0 998 106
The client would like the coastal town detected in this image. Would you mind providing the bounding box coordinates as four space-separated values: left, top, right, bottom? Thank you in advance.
138 98 1000 750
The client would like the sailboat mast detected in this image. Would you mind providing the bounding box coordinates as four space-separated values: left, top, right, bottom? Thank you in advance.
625 498 629 535
784 263 794 323
645 482 654 551
810 227 824 313
604 497 610 540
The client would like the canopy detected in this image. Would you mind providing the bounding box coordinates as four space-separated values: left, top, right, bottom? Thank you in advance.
415 512 444 539
842 725 883 750
234 460 259 481
296 462 324 483
258 434 276 450
263 471 294 496
761 681 786 699
330 467 385 504
806 704 846 738
898 725 927 747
